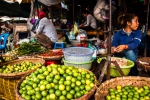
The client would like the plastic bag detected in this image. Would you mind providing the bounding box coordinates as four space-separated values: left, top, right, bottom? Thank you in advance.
76 29 87 41
93 0 116 23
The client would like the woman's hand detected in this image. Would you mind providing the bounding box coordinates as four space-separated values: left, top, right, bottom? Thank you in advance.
115 45 126 52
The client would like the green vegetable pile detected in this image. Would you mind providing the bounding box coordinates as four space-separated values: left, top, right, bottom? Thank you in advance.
17 42 45 56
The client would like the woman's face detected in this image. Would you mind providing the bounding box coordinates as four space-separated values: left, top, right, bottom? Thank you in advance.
128 16 139 30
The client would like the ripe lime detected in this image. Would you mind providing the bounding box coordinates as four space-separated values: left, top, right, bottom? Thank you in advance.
59 69 65 74
54 74 61 80
49 94 56 100
55 90 62 97
53 79 59 84
75 86 80 92
71 82 76 88
49 88 55 94
35 93 42 99
64 80 71 86
66 85 71 91
76 92 82 98
41 91 48 97
70 89 75 95
43 71 49 76
71 77 77 83
85 85 92 91
76 81 81 86
59 95 66 100
59 84 65 91
62 90 67 96
66 93 73 99
40 85 46 91
54 84 59 90
86 74 90 79
80 85 85 90
25 95 31 100
46 84 51 90
66 76 72 81
52 70 58 75
86 79 91 85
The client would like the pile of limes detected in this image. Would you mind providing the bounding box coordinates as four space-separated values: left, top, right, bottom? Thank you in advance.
106 85 150 100
0 57 12 62
0 61 42 73
18 64 95 100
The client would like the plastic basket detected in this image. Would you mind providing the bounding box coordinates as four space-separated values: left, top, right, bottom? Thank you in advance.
63 47 94 63
97 57 134 77
63 58 93 70
95 76 150 100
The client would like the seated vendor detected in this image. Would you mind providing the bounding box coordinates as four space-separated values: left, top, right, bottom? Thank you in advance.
79 9 97 31
111 13 142 76
34 11 58 49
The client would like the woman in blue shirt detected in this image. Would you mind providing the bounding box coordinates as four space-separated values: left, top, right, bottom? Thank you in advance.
111 13 142 76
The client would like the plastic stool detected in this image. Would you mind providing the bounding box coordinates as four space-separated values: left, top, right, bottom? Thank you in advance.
54 42 65 49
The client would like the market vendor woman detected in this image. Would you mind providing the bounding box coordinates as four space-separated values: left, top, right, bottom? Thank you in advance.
34 11 58 49
111 13 142 76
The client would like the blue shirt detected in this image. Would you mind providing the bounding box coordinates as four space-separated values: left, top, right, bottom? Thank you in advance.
112 29 142 55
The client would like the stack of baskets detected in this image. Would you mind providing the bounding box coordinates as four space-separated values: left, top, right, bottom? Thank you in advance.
62 47 94 70
0 58 45 100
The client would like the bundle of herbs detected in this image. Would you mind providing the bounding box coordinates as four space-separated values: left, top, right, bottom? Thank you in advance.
17 42 45 56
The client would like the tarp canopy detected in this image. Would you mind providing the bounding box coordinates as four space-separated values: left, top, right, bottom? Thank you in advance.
0 0 30 18
37 0 64 6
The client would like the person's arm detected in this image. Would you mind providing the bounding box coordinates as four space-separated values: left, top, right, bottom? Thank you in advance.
36 19 45 34
112 32 119 47
127 30 142 50
84 14 91 26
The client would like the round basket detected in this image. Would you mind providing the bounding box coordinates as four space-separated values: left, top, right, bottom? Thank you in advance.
63 58 93 70
36 49 64 60
136 57 150 73
0 58 45 100
0 58 45 78
95 76 150 100
15 66 97 100
97 57 134 77
63 47 94 63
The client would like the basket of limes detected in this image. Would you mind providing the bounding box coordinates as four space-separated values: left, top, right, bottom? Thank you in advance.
95 76 150 100
16 64 97 100
97 57 134 77
0 58 45 100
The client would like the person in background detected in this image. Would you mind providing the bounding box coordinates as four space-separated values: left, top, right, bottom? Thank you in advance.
54 17 61 27
34 11 58 49
79 9 97 31
111 13 142 76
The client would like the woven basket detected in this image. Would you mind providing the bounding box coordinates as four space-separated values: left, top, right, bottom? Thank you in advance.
136 57 150 73
36 49 64 60
95 76 150 100
15 66 97 100
0 58 45 100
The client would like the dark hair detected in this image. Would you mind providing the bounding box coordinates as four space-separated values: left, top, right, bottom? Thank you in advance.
81 9 89 14
117 13 138 28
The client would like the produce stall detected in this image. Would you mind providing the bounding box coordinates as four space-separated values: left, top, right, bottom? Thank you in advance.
0 0 150 100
